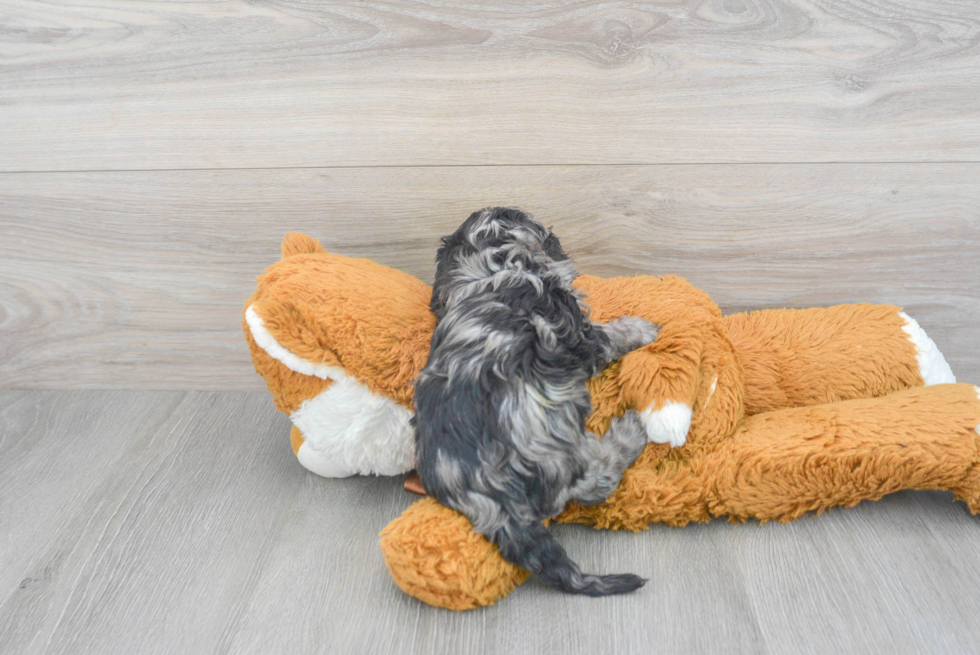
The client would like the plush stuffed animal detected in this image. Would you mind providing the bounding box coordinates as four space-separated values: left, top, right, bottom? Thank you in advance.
244 233 980 611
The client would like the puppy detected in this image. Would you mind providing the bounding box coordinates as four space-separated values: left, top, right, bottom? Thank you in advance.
413 207 659 596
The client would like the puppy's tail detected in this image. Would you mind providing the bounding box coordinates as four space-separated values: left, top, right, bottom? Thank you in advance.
491 519 646 596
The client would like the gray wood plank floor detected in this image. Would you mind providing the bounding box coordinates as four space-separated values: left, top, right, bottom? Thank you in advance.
3 390 980 654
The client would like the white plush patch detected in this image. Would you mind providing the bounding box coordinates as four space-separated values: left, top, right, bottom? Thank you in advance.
291 373 415 477
296 442 356 478
975 386 980 437
899 312 956 385
640 401 692 448
246 304 416 477
245 305 344 381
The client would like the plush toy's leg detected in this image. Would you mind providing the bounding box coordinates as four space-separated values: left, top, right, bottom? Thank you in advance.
615 323 707 449
724 304 955 415
706 384 980 521
379 498 530 610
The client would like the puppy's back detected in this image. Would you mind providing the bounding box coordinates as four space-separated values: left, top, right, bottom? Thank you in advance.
414 207 646 597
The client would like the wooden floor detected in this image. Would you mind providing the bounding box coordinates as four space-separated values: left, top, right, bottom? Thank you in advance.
2 0 979 653
4 390 980 654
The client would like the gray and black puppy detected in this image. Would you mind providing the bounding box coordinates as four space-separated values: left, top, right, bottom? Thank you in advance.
413 207 659 596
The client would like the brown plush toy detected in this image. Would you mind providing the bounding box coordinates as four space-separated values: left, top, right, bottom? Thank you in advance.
244 233 980 610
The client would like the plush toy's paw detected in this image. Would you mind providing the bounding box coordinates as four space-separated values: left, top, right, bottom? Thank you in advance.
640 401 692 448
379 498 528 610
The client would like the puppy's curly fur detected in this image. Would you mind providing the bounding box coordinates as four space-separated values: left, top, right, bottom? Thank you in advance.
414 207 659 596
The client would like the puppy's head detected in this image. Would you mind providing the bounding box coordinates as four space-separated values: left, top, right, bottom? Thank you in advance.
431 207 568 317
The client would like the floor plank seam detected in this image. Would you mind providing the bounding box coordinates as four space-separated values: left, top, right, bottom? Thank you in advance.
2 161 980 175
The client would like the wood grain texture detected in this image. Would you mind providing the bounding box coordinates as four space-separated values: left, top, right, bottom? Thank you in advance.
5 391 980 653
0 390 184 600
1 164 977 390
0 390 302 655
734 490 980 653
227 476 766 655
2 0 980 171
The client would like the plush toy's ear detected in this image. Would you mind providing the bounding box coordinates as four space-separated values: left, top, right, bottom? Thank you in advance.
379 498 528 610
281 232 325 259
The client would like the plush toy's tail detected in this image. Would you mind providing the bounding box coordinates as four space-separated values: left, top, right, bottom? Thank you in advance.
492 519 646 596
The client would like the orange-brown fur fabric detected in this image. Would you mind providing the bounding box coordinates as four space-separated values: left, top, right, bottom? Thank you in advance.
244 233 980 611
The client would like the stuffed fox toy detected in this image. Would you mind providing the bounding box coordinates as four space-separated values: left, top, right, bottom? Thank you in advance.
244 233 980 610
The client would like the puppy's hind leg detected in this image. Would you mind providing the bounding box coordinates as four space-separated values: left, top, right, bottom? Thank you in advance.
566 410 648 506
592 316 660 368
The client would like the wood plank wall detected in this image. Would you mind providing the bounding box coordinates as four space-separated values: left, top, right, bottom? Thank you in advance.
1 0 978 390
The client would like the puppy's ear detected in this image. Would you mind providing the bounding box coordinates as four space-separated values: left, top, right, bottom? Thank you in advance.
430 232 462 317
543 229 569 262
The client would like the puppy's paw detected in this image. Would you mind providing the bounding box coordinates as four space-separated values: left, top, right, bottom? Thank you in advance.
607 410 648 461
610 315 660 350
